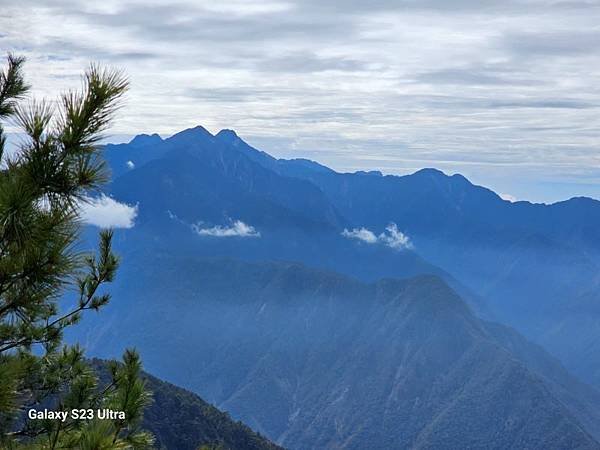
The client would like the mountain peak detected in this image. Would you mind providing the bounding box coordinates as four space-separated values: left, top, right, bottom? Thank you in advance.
216 129 239 142
128 133 162 147
166 125 215 146
412 168 448 178
355 170 383 177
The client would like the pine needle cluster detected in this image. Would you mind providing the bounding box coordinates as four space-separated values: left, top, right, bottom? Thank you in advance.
0 54 153 449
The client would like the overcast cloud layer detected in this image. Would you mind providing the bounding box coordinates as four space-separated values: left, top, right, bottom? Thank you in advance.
2 0 599 202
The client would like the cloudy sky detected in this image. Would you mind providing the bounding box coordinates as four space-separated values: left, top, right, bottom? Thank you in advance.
2 0 599 202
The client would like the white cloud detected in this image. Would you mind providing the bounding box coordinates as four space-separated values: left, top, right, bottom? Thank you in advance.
341 227 377 243
126 160 135 169
342 223 412 250
79 194 138 229
4 0 600 202
379 223 412 249
193 220 260 238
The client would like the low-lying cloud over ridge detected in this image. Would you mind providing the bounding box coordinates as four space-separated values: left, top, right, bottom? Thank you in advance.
342 223 412 250
193 220 261 238
79 195 138 229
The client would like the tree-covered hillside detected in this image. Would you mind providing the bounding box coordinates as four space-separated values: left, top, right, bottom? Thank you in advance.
91 360 283 450
73 255 600 450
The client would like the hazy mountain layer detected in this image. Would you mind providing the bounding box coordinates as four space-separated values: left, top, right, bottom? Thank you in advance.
72 255 600 450
102 126 600 387
71 126 600 449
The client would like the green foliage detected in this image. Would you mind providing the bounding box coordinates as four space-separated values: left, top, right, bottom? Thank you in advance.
0 54 153 449
0 54 29 163
94 360 283 450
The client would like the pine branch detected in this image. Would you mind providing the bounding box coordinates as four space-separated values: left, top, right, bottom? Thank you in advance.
0 230 118 354
0 53 29 119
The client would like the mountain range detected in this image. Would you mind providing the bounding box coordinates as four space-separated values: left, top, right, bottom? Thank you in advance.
65 125 600 449
79 255 600 449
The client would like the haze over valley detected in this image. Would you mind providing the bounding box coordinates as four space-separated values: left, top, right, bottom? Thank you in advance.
63 126 600 449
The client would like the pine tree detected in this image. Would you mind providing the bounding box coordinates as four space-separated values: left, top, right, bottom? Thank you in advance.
0 54 153 449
